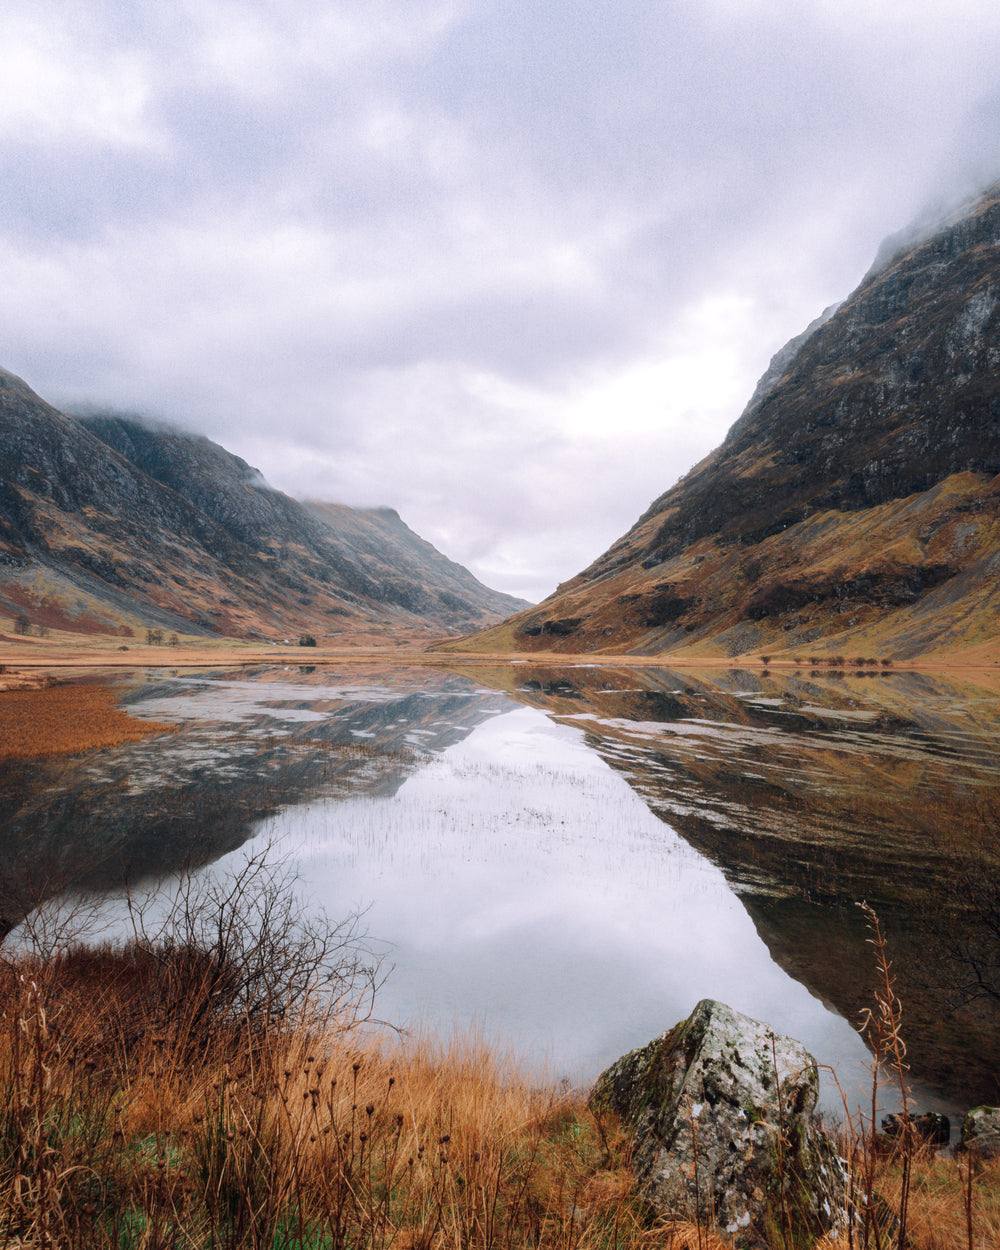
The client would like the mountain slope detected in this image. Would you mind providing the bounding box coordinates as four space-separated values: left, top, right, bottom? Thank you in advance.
0 372 526 640
447 184 1000 660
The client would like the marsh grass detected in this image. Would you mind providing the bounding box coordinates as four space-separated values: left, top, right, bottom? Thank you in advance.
0 867 995 1250
816 904 1000 1250
0 685 176 761
0 950 653 1250
0 949 997 1250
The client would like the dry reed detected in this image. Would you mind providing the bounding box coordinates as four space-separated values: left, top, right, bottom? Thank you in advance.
0 944 649 1250
0 684 176 760
0 875 994 1249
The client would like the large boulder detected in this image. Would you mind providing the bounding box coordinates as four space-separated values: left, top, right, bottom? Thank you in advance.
960 1106 1000 1158
589 999 848 1247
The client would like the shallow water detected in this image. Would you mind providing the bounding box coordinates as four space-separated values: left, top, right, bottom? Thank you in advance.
249 705 873 1099
3 662 998 1116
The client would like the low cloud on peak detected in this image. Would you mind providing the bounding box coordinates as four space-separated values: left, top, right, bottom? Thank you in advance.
5 0 1000 599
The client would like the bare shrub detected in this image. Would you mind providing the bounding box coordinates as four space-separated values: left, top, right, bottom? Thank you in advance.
120 849 388 1038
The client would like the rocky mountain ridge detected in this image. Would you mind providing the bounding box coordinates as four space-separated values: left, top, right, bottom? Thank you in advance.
446 183 1000 661
0 371 526 640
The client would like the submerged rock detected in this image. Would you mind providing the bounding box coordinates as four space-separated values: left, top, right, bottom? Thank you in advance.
589 999 848 1247
882 1111 950 1148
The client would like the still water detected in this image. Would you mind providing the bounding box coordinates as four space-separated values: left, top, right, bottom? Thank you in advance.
3 662 998 1115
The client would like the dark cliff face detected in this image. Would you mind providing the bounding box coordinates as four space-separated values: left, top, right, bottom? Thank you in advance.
449 183 1000 660
633 188 1000 562
0 376 527 639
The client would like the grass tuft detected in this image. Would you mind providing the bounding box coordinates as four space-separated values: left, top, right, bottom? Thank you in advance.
0 684 175 760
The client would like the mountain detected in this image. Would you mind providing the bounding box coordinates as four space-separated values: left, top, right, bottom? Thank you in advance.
445 184 1000 661
0 371 527 641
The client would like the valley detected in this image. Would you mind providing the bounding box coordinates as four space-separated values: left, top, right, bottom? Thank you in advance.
445 184 1000 663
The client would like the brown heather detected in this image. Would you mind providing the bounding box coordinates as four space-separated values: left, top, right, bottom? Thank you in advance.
0 684 176 760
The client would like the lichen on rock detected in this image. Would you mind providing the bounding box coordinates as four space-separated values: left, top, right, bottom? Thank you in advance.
589 998 849 1248
960 1105 1000 1158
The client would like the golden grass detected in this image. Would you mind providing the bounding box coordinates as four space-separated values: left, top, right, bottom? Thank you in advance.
0 683 176 760
878 1153 1000 1250
0 939 994 1250
0 944 646 1250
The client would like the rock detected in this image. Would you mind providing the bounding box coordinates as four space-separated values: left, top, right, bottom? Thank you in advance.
960 1106 1000 1158
881 1111 950 1147
589 999 848 1248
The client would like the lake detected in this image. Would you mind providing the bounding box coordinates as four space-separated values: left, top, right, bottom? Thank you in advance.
2 661 998 1118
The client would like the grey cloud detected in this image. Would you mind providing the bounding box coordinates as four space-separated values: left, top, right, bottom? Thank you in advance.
6 1 1000 599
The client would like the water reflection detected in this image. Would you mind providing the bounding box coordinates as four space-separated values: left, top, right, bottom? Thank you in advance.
249 706 875 1106
483 663 1000 1108
2 662 998 1114
0 666 510 929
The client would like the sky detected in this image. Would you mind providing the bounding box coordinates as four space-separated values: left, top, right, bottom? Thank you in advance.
4 2 1000 602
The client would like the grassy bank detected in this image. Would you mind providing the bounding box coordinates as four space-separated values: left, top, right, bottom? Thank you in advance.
0 684 177 760
0 871 997 1250
0 939 640 1250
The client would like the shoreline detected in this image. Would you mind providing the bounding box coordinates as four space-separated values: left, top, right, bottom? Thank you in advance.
1 624 999 696
3 642 1000 666
2 640 1000 693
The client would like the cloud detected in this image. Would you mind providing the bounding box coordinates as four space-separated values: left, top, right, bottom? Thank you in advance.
4 0 1000 598
0 11 162 149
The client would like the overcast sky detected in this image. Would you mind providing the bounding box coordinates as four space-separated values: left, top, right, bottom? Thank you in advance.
4 1 1000 601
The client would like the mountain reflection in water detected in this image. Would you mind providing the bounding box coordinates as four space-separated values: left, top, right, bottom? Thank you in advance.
1 662 997 1113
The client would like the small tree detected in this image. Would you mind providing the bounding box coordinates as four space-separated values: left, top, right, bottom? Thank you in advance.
13 613 29 635
146 628 164 645
298 634 317 647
